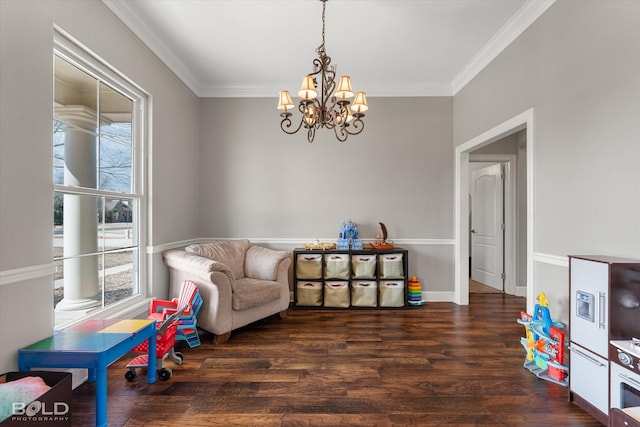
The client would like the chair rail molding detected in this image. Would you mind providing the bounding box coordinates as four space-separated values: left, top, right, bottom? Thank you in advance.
149 238 455 254
533 252 569 268
0 263 56 287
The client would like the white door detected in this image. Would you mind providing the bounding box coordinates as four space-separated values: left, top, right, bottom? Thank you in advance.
470 163 504 290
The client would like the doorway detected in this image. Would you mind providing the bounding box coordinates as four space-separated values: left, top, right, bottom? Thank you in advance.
469 162 505 293
454 109 534 313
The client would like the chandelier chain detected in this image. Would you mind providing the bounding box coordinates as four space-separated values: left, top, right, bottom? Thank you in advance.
322 0 326 46
318 0 327 55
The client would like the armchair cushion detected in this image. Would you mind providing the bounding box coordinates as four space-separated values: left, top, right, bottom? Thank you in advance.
245 245 290 281
232 278 282 311
186 239 250 280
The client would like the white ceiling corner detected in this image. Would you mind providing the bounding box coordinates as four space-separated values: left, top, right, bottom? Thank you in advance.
103 0 203 95
451 0 555 94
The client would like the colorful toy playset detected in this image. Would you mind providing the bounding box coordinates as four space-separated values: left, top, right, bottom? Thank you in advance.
517 292 569 387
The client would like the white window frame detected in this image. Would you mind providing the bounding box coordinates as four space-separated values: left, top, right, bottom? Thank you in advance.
53 26 151 327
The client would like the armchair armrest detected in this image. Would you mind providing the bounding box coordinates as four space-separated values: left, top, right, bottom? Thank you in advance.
163 249 235 284
245 245 291 282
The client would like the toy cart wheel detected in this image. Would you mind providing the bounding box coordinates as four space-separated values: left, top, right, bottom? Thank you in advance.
174 352 184 365
125 370 136 382
158 367 172 381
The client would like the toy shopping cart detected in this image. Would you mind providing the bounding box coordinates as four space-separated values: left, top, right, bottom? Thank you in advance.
124 305 187 382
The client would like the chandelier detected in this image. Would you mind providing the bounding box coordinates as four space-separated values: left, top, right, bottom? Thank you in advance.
277 0 368 143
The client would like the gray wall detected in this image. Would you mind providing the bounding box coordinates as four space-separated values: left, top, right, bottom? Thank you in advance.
454 0 640 322
198 97 453 239
198 97 456 292
0 0 199 373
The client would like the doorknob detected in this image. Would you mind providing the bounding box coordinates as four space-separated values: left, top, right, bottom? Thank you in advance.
470 229 476 233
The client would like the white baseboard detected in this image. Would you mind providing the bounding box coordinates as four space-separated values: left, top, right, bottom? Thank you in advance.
423 291 454 302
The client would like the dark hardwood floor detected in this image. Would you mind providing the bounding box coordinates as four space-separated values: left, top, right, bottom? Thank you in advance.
71 294 601 426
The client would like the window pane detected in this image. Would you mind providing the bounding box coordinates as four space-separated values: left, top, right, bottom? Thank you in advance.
56 193 99 257
54 55 98 109
54 253 101 311
100 197 135 251
53 120 65 185
99 124 132 192
54 55 100 191
103 249 137 307
99 83 133 193
53 258 64 307
54 121 100 188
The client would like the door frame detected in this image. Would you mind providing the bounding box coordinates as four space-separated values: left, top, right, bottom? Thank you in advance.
454 108 535 313
469 156 515 294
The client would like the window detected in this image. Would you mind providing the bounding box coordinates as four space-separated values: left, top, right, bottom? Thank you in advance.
53 29 148 327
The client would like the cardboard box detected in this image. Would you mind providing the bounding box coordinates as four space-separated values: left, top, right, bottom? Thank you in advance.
0 371 72 426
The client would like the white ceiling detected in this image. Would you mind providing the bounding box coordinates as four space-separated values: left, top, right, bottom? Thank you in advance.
103 0 554 97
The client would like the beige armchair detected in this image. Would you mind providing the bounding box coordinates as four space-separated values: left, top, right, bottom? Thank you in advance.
163 240 291 344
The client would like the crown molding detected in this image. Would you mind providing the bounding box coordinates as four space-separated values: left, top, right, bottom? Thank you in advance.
104 0 554 98
451 0 555 95
102 0 202 96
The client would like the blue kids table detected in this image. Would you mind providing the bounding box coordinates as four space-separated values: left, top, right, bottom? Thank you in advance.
18 319 157 427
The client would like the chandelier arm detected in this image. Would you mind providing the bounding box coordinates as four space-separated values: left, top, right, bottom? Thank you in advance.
280 114 305 135
307 126 316 143
310 57 323 77
323 119 336 130
343 117 365 136
333 124 349 142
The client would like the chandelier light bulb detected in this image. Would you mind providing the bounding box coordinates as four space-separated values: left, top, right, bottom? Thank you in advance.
333 106 353 125
304 105 316 126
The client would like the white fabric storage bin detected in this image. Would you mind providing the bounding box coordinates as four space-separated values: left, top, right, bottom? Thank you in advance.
351 254 377 279
323 254 350 279
296 282 322 306
351 281 377 307
296 254 323 279
379 281 405 307
323 281 350 307
379 253 404 278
